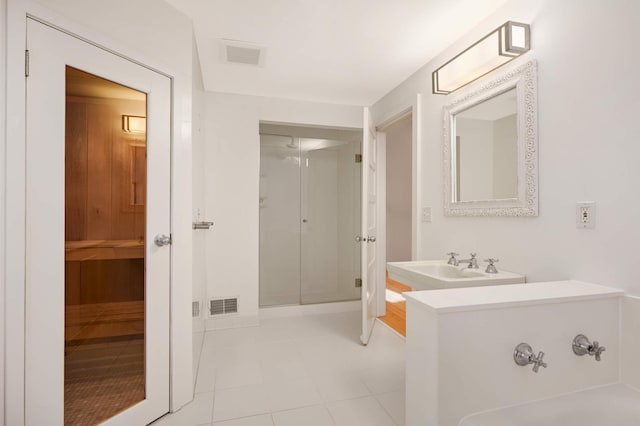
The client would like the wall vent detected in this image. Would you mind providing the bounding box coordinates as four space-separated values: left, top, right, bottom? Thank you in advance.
220 39 266 67
209 297 239 316
192 301 201 318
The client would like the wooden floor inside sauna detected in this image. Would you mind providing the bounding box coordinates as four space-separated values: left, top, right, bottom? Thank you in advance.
378 273 412 337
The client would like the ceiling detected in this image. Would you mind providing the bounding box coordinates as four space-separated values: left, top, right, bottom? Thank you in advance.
166 0 510 105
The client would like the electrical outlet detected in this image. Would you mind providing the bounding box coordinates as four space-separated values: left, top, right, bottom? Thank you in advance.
422 207 432 223
576 202 595 229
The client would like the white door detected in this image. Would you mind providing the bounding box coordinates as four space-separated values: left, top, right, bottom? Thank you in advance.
25 18 170 426
360 107 378 345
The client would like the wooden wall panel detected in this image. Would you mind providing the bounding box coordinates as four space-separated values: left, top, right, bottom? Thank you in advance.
86 103 114 240
65 96 147 313
65 261 82 306
65 96 146 242
73 259 144 304
65 102 87 241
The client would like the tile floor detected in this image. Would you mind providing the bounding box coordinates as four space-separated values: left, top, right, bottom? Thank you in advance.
152 311 406 426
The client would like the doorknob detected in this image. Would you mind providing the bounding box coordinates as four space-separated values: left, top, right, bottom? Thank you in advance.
154 234 172 247
368 236 376 243
355 236 367 242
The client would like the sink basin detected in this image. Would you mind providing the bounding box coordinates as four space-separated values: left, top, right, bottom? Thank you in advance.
387 260 525 291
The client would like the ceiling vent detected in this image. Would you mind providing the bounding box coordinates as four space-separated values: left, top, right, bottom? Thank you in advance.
220 39 266 67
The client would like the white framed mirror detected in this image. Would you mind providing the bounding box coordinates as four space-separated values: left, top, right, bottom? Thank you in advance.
443 59 538 216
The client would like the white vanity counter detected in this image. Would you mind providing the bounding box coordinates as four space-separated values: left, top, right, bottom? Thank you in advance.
404 280 623 313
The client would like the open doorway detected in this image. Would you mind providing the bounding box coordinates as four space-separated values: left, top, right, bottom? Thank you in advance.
377 113 414 337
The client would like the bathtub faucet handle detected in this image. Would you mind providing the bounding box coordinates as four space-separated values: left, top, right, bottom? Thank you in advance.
532 351 547 373
573 334 606 361
514 343 547 373
592 341 606 361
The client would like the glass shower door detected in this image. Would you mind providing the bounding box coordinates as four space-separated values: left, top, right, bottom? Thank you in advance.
259 133 362 306
300 139 362 305
259 135 301 306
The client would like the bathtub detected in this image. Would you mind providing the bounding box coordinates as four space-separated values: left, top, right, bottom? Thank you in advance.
459 384 640 426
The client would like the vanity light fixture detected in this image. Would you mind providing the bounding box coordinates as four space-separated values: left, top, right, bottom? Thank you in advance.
122 115 146 133
432 21 530 95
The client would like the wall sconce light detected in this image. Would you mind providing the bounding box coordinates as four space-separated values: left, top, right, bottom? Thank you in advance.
122 115 147 133
432 21 530 95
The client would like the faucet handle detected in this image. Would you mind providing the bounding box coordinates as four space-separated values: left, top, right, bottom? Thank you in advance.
484 258 499 273
593 341 606 361
446 252 459 265
446 252 459 257
572 334 606 361
532 351 547 373
514 343 547 373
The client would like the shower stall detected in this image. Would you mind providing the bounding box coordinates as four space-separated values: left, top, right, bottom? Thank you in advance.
259 125 362 306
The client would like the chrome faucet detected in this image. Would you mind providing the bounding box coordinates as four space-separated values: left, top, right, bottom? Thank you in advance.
572 334 606 361
484 258 499 273
514 343 547 373
458 252 479 269
446 252 459 266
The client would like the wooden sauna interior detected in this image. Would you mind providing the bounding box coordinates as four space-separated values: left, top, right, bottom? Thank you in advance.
64 67 150 425
64 67 147 344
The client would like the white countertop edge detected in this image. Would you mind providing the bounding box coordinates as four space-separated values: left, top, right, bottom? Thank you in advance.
403 280 625 314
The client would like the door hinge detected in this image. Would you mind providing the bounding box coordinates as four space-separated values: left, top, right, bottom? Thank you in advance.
25 50 30 77
355 154 362 163
355 278 362 288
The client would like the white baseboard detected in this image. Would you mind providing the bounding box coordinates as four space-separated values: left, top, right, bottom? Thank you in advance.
205 314 260 331
192 317 205 333
199 300 361 330
259 300 361 319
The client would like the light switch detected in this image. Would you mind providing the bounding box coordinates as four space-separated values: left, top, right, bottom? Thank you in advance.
422 207 432 223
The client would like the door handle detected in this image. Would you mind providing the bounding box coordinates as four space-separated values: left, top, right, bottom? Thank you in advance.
356 236 376 243
154 234 172 247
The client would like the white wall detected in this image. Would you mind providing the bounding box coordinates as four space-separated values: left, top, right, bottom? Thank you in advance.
4 0 195 418
372 0 640 295
1 0 6 422
192 33 207 333
385 115 412 262
203 92 362 324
